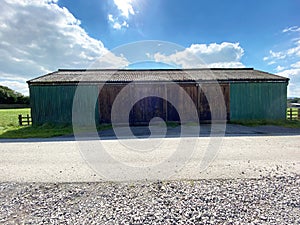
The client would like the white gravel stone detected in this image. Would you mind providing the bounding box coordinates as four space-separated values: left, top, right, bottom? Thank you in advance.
0 175 299 224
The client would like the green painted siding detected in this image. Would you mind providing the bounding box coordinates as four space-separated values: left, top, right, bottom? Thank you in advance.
30 85 99 125
230 82 287 120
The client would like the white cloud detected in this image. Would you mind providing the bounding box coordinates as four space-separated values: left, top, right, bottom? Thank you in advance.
287 40 300 57
113 0 135 18
270 50 287 59
283 26 300 33
267 61 276 65
113 22 122 30
264 27 300 96
108 0 135 30
108 14 114 23
264 40 300 63
0 72 29 95
91 52 129 69
291 61 300 68
152 42 245 68
263 50 287 61
278 68 300 77
278 68 300 97
108 13 129 30
275 65 285 71
0 80 29 96
288 84 300 97
122 21 129 27
0 0 128 94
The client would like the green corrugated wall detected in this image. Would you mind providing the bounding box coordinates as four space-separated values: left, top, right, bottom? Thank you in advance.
230 82 287 120
30 85 99 125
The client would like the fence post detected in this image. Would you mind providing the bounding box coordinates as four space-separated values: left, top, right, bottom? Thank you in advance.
27 114 30 125
298 109 300 120
290 108 293 120
18 114 22 126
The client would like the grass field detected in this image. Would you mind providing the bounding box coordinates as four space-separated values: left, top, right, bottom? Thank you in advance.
0 108 113 139
0 108 74 138
1 108 300 139
0 108 30 127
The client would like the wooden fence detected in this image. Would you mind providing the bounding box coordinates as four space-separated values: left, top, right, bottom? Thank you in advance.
18 114 32 126
287 108 300 120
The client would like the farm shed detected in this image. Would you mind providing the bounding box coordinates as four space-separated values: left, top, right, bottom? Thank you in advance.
27 68 289 125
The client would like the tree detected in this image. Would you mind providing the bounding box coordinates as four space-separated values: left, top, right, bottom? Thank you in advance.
287 97 299 104
0 85 29 104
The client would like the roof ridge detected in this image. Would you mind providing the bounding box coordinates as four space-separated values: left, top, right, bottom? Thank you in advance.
57 68 254 72
27 68 289 84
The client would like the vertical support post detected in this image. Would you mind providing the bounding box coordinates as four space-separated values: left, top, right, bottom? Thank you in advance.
197 83 201 121
165 83 168 122
18 114 22 126
298 109 300 120
290 108 293 120
27 114 30 125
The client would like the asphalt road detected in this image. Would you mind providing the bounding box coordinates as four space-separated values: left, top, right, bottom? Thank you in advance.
0 133 299 182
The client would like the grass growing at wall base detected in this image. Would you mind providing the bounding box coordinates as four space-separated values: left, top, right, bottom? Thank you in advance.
1 108 300 138
0 124 73 139
229 119 300 128
0 123 113 139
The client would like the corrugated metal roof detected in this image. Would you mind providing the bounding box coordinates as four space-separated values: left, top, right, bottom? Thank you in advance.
27 68 289 84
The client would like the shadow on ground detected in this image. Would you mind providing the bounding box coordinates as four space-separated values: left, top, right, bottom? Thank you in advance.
1 123 300 143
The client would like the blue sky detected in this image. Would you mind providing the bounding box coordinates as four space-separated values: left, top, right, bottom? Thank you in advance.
0 0 300 96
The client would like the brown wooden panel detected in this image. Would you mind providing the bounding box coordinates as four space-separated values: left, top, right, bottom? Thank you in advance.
98 82 230 125
166 83 198 122
199 83 230 121
179 84 198 122
166 84 180 122
222 83 230 120
130 84 166 125
198 86 210 121
98 84 126 123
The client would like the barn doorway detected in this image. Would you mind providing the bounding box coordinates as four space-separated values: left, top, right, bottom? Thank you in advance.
98 82 229 125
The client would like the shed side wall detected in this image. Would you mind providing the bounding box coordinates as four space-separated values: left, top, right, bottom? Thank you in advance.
230 82 287 120
30 85 99 125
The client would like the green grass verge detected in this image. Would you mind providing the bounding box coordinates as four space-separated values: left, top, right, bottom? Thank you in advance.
0 124 74 139
165 121 180 128
229 119 300 128
0 108 112 139
0 107 74 138
1 108 300 138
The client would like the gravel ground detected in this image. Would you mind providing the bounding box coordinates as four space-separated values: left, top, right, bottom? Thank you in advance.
0 175 299 224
